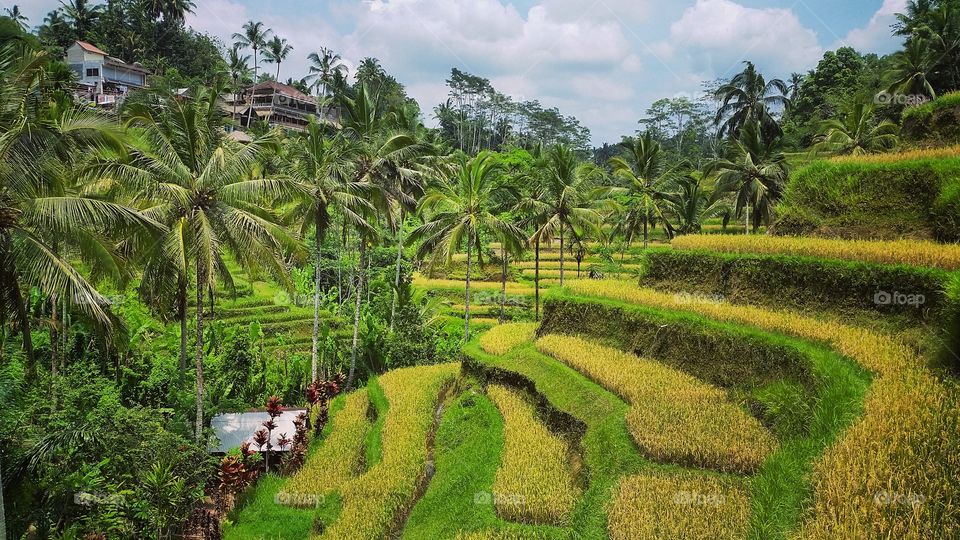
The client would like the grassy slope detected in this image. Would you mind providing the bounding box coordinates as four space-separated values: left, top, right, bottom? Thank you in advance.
364 377 388 470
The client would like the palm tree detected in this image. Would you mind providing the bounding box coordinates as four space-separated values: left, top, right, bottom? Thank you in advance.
411 152 522 340
3 6 28 29
663 174 730 235
263 36 293 82
226 45 251 112
93 86 298 441
517 144 604 287
812 101 900 156
788 72 805 103
233 21 272 126
887 39 938 100
337 84 420 388
143 0 196 22
60 0 102 39
608 133 679 249
0 44 161 378
714 61 790 138
307 47 348 101
286 119 371 382
708 121 789 233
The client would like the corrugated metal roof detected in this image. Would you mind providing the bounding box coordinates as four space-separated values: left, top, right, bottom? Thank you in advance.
209 408 307 453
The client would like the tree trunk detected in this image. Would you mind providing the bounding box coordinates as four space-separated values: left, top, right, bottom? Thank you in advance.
559 223 565 287
178 278 188 374
13 280 34 380
347 238 366 390
464 228 472 340
745 202 750 235
0 451 6 540
246 49 257 128
50 294 58 404
311 209 327 383
499 244 507 324
535 237 541 322
643 210 649 249
194 261 206 443
390 219 404 333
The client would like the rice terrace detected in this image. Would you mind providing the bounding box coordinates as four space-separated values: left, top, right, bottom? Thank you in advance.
2 0 960 539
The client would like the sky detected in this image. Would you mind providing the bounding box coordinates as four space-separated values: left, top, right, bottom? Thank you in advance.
13 0 909 144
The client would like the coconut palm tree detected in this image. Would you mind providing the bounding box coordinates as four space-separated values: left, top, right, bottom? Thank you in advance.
263 36 293 82
337 84 421 388
143 0 196 23
0 44 161 378
93 86 298 441
3 6 28 29
714 61 790 139
812 101 900 156
887 38 939 100
307 47 348 101
410 152 523 340
60 0 102 39
226 46 252 112
516 144 605 287
663 174 730 235
608 133 679 249
285 118 372 382
708 121 789 233
233 21 272 125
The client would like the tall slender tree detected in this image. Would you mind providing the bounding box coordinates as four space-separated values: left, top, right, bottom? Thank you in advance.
411 152 523 340
263 36 293 82
92 86 298 440
233 21 272 126
608 132 679 248
714 61 790 139
307 47 348 102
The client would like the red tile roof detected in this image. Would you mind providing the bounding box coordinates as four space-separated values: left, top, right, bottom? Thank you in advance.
75 40 109 56
249 81 314 103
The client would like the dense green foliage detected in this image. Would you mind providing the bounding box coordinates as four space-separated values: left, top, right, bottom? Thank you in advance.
643 249 954 322
777 155 960 240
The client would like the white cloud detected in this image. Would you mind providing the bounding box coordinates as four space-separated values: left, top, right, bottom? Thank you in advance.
666 0 823 76
840 0 907 54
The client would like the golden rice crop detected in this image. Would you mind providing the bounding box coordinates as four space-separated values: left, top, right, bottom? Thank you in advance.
284 391 369 497
671 234 960 270
480 323 538 355
607 473 750 540
486 384 580 525
318 364 459 539
567 280 960 538
828 144 960 164
412 275 536 296
537 334 776 474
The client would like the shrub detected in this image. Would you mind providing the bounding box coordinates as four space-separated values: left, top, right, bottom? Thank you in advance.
479 323 538 355
486 384 579 525
566 280 960 538
901 94 960 145
318 363 458 539
606 474 750 540
671 234 960 271
777 153 960 241
537 334 777 474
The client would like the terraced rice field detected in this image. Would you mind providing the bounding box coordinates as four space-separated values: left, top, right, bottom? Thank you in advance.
537 334 777 473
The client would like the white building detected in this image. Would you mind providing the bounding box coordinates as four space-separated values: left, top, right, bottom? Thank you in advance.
65 41 150 106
